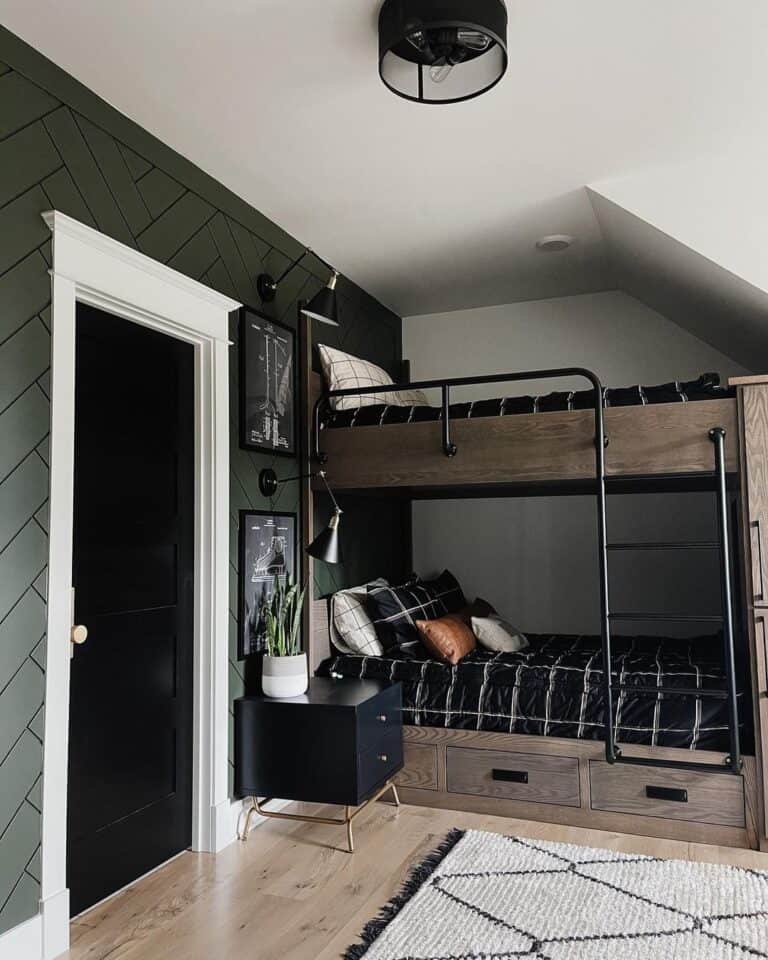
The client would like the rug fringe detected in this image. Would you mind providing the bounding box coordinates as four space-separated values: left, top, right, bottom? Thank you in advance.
342 827 466 960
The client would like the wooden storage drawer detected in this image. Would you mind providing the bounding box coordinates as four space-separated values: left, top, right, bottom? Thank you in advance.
590 761 745 827
446 747 580 807
395 742 438 790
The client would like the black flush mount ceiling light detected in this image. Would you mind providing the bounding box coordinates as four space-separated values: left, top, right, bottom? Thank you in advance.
379 0 508 104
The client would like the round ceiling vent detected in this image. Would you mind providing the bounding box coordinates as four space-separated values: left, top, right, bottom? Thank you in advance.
536 235 575 253
379 0 508 105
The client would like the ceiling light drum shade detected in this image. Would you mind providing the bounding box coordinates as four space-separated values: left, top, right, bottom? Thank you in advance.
379 0 508 104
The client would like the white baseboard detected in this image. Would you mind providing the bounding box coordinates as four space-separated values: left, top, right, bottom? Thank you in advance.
208 798 238 853
41 887 69 959
0 912 43 960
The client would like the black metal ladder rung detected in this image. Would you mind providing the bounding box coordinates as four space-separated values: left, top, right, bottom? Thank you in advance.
608 613 723 623
611 684 728 699
611 754 735 774
607 541 719 551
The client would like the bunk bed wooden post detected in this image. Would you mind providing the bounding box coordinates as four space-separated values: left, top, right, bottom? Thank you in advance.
298 305 316 670
731 373 768 850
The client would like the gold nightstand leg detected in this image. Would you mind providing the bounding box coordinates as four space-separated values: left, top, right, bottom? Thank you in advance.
240 780 397 851
345 806 354 853
239 798 257 841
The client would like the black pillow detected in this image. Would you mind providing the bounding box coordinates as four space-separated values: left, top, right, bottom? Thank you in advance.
366 570 467 654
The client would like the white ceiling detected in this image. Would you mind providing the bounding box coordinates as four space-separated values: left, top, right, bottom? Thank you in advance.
2 0 768 318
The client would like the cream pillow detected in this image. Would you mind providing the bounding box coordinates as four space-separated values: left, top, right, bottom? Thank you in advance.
471 615 528 653
318 344 427 411
330 579 388 656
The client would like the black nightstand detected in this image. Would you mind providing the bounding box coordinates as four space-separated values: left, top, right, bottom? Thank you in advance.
234 677 403 851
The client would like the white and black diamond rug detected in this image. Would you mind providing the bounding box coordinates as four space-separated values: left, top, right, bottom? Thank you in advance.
345 829 768 959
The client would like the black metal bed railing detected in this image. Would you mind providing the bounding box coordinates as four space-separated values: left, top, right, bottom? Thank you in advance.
314 367 611 463
312 368 742 775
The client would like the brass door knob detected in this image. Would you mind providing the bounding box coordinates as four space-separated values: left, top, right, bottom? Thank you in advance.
70 624 88 645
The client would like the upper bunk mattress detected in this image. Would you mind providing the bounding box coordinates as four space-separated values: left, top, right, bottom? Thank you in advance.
316 633 742 752
321 372 735 429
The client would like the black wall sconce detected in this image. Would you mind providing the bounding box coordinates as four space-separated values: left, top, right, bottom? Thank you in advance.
257 249 340 327
258 467 343 565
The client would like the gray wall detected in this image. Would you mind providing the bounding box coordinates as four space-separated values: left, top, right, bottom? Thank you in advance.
404 291 750 635
413 493 723 636
0 26 400 938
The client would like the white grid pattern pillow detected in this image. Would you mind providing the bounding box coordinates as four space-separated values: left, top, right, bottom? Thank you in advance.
318 344 427 411
330 579 388 656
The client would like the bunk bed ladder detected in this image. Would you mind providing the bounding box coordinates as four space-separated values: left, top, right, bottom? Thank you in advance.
602 426 742 775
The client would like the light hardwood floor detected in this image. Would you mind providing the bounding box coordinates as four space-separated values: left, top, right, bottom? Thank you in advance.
64 801 768 960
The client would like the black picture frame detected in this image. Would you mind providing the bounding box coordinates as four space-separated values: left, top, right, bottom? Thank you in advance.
239 306 297 457
238 509 298 659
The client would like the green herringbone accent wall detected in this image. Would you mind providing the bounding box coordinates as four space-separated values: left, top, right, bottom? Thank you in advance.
0 27 401 937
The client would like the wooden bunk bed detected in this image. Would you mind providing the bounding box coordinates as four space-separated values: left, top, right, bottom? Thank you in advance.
311 374 739 490
297 316 768 852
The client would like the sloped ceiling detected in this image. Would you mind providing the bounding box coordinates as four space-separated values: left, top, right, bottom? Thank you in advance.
589 190 768 372
1 1 768 319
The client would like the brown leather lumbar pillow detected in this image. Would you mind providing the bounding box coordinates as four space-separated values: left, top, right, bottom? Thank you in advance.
415 613 477 665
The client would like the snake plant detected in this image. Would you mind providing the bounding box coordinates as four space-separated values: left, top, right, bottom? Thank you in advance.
264 575 306 658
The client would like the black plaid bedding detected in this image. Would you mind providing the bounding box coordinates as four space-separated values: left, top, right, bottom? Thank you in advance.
321 372 735 429
366 570 466 653
317 633 741 751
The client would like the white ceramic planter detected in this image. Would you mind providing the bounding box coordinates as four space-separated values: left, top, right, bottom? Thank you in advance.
262 653 308 699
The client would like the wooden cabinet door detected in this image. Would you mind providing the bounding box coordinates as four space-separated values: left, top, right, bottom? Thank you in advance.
739 384 768 843
743 386 768 607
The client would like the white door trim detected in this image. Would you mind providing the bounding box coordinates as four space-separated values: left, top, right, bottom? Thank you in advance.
36 211 239 960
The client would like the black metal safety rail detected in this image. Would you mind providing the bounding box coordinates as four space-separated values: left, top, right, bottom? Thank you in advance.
712 427 742 773
312 369 742 775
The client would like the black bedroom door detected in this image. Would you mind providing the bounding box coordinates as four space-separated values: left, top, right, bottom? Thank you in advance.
67 303 194 917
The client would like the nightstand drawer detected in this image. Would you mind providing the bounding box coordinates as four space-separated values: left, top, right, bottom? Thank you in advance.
357 683 402 744
358 730 403 801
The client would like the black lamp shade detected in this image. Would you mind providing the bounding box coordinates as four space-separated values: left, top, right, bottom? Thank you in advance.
306 511 343 565
302 283 339 327
379 0 508 104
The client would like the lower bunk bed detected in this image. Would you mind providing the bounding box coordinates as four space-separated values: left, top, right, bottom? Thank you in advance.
313 602 759 849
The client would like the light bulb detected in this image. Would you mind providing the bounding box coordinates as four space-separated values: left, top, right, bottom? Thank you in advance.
457 30 492 51
429 59 454 83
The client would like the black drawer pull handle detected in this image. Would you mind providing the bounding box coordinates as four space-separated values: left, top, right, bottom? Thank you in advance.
646 785 688 803
492 768 528 784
